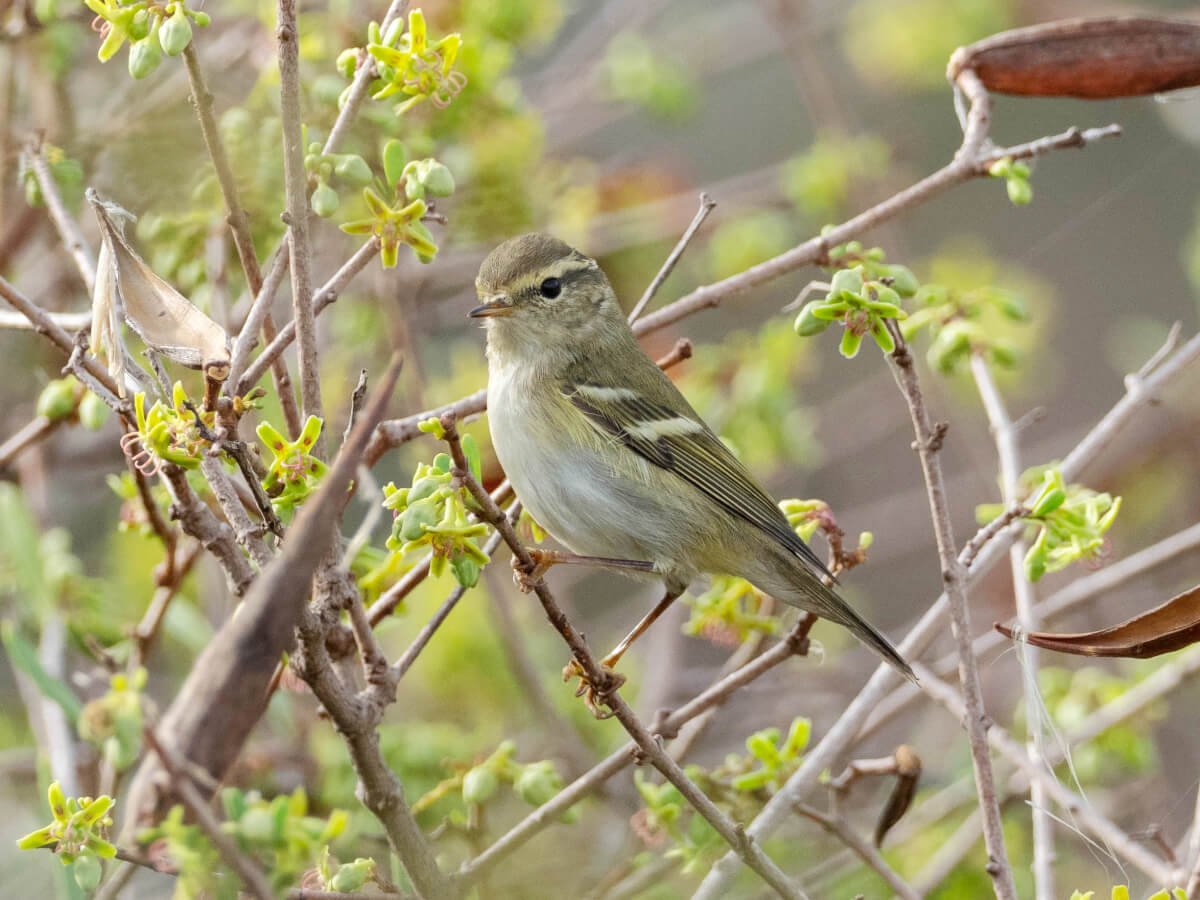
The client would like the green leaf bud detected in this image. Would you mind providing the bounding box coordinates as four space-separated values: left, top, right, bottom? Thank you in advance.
420 160 455 197
190 10 210 26
128 9 151 41
237 807 275 844
883 264 919 297
514 760 563 806
37 378 77 421
330 859 374 893
731 770 773 791
336 47 359 79
158 6 193 56
995 293 1029 321
310 182 340 218
73 855 103 892
829 266 863 300
794 302 831 337
382 140 407 190
1006 177 1033 205
399 499 440 542
334 154 374 186
462 766 499 805
989 342 1020 368
128 36 163 80
450 554 480 588
1031 488 1066 518
408 475 445 504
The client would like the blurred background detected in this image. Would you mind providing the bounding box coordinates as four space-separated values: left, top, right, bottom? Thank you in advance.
3 0 1200 896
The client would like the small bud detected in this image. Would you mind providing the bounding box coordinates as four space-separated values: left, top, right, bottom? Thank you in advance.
128 9 151 41
421 160 455 197
793 302 831 337
514 761 563 807
399 499 439 542
37 378 77 422
382 140 407 189
158 6 193 56
310 182 340 218
336 47 359 79
1006 177 1033 205
190 10 210 26
128 35 163 80
73 855 103 892
829 266 864 300
462 766 500 805
330 859 374 893
78 391 110 430
334 154 374 186
450 554 480 588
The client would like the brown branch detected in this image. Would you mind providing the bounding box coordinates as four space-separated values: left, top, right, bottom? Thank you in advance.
160 464 255 597
0 275 124 401
122 359 400 831
26 139 95 291
794 804 920 900
143 727 276 900
627 192 716 323
199 455 273 568
0 414 60 468
438 416 805 899
883 323 1016 898
133 541 202 665
235 238 380 396
276 0 322 440
457 616 813 886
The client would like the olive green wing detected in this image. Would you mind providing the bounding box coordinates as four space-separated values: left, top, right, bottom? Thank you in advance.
561 378 834 581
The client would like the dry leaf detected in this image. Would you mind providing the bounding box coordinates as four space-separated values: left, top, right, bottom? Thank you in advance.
875 744 921 847
995 584 1200 658
87 189 229 396
948 16 1200 98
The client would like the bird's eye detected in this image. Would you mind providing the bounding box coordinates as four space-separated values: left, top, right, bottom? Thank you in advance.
539 277 562 299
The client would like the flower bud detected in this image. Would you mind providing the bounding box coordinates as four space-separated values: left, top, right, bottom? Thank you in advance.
128 35 163 80
73 854 103 892
829 266 863 300
420 160 455 197
37 378 77 421
310 182 340 218
191 10 210 26
399 499 439 542
514 760 563 807
336 47 358 79
128 9 151 41
383 140 407 189
450 554 480 588
330 859 373 893
78 391 109 430
158 6 193 56
793 302 831 337
334 154 374 186
1006 177 1033 205
462 766 499 805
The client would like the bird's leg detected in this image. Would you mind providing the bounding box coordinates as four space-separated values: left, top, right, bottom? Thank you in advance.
563 587 683 717
511 548 655 593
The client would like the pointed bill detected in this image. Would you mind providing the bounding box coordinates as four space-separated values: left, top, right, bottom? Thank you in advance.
87 190 230 388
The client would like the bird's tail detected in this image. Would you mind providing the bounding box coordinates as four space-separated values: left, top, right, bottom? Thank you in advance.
787 568 916 684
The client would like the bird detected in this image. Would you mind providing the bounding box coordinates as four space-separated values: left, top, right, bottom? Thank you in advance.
470 233 913 699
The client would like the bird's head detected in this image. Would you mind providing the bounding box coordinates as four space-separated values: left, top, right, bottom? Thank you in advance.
471 233 627 367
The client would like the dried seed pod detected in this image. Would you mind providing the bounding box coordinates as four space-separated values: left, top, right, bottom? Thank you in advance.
948 16 1200 98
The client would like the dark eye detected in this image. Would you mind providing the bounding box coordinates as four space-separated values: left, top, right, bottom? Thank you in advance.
539 277 561 299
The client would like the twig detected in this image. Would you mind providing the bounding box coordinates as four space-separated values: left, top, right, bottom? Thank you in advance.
133 541 202 665
225 244 290 394
276 0 322 442
391 529 506 680
794 804 920 900
199 456 273 568
970 349 1054 899
0 310 91 331
26 139 96 291
914 662 1178 886
160 465 255 597
883 324 1016 898
143 726 276 900
959 504 1026 570
0 275 123 401
235 238 380 396
627 192 715 323
343 369 370 447
0 414 59 468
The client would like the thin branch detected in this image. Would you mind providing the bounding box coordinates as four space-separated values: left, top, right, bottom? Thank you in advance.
794 804 920 900
276 0 322 439
236 238 380 396
0 275 124 401
160 464 256 597
883 324 1016 898
0 414 60 468
133 541 202 665
26 139 96 291
199 455 273 568
959 504 1026 570
0 310 90 331
627 192 715 323
144 727 276 900
970 350 1054 899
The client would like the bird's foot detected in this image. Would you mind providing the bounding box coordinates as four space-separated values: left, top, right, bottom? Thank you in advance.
511 549 554 593
562 657 626 719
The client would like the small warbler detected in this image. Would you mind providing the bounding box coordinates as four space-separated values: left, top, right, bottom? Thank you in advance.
472 233 913 685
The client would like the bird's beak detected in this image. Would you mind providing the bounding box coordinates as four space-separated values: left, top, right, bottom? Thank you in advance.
469 294 514 318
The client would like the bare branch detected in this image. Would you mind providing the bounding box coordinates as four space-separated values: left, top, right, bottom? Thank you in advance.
144 726 276 900
627 192 716 323
794 804 920 900
276 0 322 438
0 415 60 468
26 139 95 291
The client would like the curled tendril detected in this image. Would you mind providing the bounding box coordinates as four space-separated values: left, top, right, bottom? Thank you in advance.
119 431 161 476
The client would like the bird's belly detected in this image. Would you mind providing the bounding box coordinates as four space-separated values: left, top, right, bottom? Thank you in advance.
488 377 685 565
